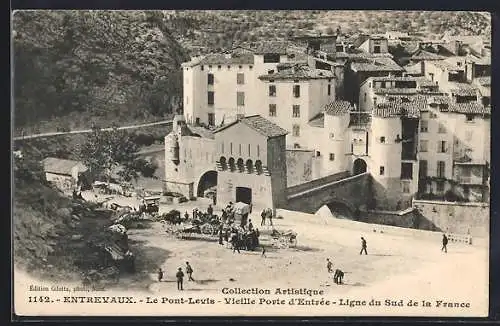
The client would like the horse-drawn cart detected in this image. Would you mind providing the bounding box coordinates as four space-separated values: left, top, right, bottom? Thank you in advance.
271 229 298 249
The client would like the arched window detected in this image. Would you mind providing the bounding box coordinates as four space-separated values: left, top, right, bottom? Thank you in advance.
246 159 254 174
228 157 236 172
237 158 244 172
219 156 227 170
255 160 263 174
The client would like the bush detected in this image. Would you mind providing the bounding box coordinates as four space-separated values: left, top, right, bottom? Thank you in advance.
134 133 155 147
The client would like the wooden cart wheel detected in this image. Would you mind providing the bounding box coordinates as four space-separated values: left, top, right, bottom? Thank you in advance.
200 223 214 235
279 237 289 249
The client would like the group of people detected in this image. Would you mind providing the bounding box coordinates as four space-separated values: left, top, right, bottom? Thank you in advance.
157 262 195 291
260 208 273 226
326 258 344 285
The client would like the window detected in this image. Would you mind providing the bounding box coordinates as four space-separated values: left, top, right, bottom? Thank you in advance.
269 85 276 97
316 151 321 157
401 162 413 180
402 182 410 193
208 113 215 126
292 105 300 118
374 45 381 54
239 65 242 69
419 160 428 178
195 117 200 125
230 142 233 155
292 125 300 137
420 120 428 132
466 114 474 122
380 136 386 143
201 65 204 71
329 132 334 139
207 91 214 105
438 123 447 133
237 92 245 106
263 53 280 63
436 181 445 192
269 104 277 117
237 73 245 85
419 140 428 152
437 141 447 153
207 73 214 85
437 161 446 178
429 112 437 119
327 84 331 96
379 166 385 175
268 70 275 74
249 65 253 70
329 153 335 161
217 65 221 70
293 85 300 98
364 93 367 102
227 65 231 69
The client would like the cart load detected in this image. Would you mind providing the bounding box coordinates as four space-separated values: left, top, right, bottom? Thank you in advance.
271 229 298 249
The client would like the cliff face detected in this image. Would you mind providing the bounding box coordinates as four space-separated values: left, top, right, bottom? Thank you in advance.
13 11 189 130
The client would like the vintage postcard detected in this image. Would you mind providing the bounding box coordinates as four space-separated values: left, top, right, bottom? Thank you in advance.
12 10 491 317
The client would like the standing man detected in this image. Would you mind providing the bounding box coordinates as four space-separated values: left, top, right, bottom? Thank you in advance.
260 209 266 226
360 237 368 255
176 267 184 291
326 258 333 273
157 268 164 282
248 219 254 232
184 211 189 221
267 209 273 226
207 204 213 217
185 262 195 281
442 234 448 253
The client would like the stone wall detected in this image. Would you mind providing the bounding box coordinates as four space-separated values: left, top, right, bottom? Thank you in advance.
284 172 371 214
358 208 417 229
286 149 313 187
412 200 489 238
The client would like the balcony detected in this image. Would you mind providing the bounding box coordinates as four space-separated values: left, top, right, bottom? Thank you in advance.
456 175 484 185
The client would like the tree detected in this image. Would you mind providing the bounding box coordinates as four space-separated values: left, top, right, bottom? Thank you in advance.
77 127 140 184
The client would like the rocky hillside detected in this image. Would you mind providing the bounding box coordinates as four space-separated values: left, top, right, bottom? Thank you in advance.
13 11 189 133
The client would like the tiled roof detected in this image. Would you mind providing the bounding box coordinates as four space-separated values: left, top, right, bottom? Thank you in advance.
448 83 479 97
308 113 325 128
374 88 418 95
188 125 215 139
351 57 403 72
251 41 291 54
415 77 436 87
373 95 427 118
197 53 255 65
474 76 491 87
374 76 417 82
42 157 87 176
324 101 353 116
241 115 289 137
214 115 288 138
411 50 446 61
259 64 334 81
448 102 490 115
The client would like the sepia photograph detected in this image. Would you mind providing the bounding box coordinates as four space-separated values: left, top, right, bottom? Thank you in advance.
12 10 491 317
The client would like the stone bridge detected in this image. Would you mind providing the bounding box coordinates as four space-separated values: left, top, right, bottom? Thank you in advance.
281 172 371 214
